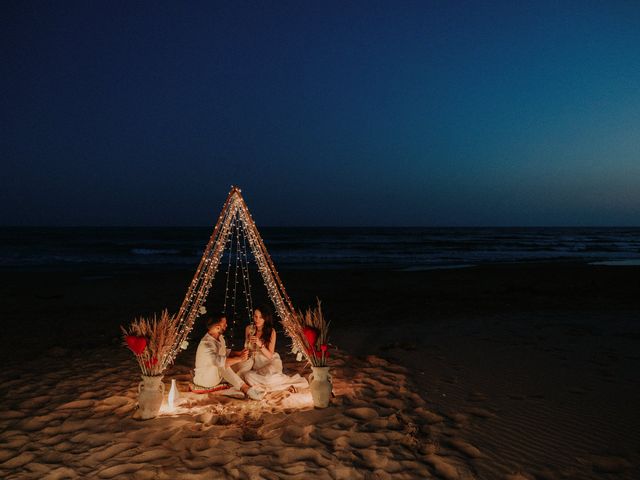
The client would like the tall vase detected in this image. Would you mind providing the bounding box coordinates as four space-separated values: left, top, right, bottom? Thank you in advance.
136 375 164 420
309 366 332 408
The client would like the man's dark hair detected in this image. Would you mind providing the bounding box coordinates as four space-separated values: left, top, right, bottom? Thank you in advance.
206 312 226 329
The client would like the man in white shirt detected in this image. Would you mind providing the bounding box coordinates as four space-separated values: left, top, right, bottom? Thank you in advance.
193 314 264 400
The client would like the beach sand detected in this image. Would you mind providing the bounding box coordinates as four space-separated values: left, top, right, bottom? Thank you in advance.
1 263 639 478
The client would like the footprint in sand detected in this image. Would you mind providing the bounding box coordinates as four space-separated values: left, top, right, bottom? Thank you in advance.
447 412 470 427
78 390 98 399
465 406 496 419
0 410 26 420
425 453 464 480
42 466 78 480
19 416 51 432
332 418 356 430
37 451 68 465
128 448 172 463
365 356 390 367
448 438 484 459
53 441 75 453
241 425 262 442
97 463 145 479
347 431 374 449
40 433 67 447
92 442 138 462
467 391 488 402
57 399 95 410
69 431 90 444
358 387 377 398
414 407 444 424
374 397 406 410
358 447 389 469
60 418 96 433
103 394 131 406
195 411 214 424
344 407 378 421
277 448 328 470
366 417 394 430
81 433 113 448
282 424 313 444
0 449 18 463
313 427 343 443
0 452 35 469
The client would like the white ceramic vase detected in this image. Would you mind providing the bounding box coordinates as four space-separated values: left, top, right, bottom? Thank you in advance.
309 366 332 408
137 375 164 420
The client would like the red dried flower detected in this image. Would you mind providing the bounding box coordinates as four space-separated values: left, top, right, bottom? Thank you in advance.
125 335 147 355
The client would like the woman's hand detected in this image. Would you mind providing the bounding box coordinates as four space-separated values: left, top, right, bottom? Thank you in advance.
250 336 264 348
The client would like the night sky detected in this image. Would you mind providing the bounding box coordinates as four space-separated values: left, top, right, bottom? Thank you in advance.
2 1 639 226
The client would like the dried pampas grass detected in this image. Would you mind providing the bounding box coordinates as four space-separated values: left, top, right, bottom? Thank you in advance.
281 299 331 367
121 309 179 376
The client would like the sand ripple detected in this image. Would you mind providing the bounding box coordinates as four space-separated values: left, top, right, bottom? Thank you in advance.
0 347 496 479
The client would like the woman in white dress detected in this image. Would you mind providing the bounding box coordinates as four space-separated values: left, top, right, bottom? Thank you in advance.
242 304 308 392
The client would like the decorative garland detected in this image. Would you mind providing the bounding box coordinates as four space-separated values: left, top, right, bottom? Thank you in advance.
162 186 298 370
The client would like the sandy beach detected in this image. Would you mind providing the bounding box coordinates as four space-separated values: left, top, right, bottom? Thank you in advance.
5 0 640 477
1 263 639 478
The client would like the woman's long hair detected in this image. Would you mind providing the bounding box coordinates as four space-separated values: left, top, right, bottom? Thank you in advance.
255 304 274 345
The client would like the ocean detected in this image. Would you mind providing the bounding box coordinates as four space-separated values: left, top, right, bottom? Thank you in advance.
1 227 639 271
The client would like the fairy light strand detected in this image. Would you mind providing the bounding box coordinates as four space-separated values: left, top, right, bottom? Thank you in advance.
162 198 237 369
238 217 254 321
222 217 234 315
164 187 298 368
230 210 243 344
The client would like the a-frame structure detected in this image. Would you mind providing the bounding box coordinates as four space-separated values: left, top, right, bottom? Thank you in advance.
163 186 296 369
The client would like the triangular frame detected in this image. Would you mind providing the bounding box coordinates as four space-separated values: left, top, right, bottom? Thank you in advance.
164 186 295 369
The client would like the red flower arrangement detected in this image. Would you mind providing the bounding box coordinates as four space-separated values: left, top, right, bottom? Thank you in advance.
303 326 330 361
125 336 147 355
121 309 178 376
281 299 331 367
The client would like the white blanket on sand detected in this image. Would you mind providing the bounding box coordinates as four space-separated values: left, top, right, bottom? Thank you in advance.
241 352 309 391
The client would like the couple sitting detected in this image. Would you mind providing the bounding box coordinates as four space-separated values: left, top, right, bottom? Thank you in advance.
193 304 308 400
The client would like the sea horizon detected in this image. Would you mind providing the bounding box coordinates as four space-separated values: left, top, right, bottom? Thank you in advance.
1 226 639 271
2 225 639 228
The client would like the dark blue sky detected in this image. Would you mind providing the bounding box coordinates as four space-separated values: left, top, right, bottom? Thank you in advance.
2 1 639 226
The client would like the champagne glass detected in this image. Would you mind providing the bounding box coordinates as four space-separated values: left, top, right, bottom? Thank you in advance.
246 323 258 357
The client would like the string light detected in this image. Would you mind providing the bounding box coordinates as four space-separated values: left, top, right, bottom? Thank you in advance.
238 217 254 320
222 217 234 316
163 187 300 369
231 211 243 340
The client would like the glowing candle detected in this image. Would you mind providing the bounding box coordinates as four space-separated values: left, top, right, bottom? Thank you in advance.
168 379 179 410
